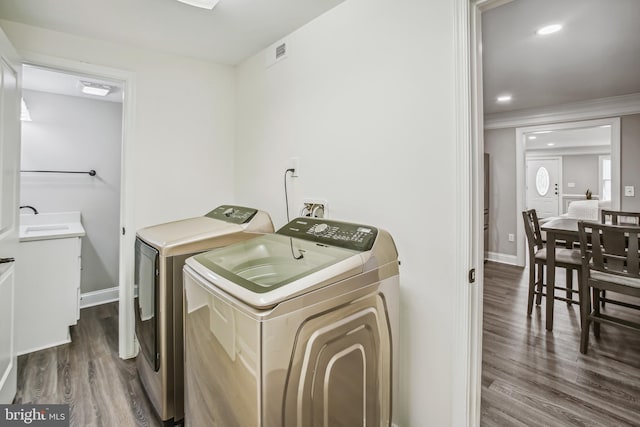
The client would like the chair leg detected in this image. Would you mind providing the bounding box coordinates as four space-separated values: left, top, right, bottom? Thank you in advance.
566 268 573 305
536 263 544 306
527 262 536 316
580 280 590 354
593 288 601 338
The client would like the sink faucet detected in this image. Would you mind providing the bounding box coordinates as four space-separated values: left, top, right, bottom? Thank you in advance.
20 205 39 215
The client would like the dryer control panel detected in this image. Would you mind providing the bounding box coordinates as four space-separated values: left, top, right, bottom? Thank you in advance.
277 217 378 251
205 205 258 224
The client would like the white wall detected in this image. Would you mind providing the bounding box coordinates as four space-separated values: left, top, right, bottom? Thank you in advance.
21 89 121 294
235 0 457 425
1 20 237 229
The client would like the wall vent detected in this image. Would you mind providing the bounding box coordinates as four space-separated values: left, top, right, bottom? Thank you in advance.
265 39 288 68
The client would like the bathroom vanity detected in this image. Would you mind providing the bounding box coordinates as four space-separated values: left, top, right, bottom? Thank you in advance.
15 212 85 355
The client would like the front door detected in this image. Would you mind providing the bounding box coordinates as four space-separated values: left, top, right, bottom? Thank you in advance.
526 158 560 219
0 27 21 404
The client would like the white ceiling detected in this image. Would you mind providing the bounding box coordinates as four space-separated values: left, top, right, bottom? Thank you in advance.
482 0 640 115
22 65 124 103
0 0 346 65
4 0 638 116
525 125 610 151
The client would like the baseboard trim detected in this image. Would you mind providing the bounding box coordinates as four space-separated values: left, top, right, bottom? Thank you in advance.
486 251 518 266
80 286 119 309
17 335 71 356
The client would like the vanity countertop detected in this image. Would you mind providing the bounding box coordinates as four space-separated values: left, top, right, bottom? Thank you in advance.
19 211 86 242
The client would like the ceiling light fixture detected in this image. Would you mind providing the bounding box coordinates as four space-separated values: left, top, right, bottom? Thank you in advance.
21 98 32 122
79 81 113 97
175 0 220 9
497 94 512 103
536 24 563 36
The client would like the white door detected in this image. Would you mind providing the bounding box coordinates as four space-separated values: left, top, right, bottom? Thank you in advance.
0 28 21 404
526 158 560 219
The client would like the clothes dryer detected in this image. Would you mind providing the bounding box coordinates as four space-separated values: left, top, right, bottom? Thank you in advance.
135 205 273 425
183 217 399 427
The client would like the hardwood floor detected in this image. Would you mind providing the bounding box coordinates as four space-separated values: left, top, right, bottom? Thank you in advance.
481 262 640 426
13 303 161 427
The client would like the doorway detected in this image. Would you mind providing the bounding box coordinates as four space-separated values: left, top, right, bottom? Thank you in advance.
515 117 621 266
16 64 124 354
19 53 137 360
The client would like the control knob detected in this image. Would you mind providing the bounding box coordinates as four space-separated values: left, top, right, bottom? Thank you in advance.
314 223 329 234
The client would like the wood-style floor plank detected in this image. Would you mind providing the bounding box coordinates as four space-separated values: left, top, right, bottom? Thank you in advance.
14 303 161 427
481 261 640 426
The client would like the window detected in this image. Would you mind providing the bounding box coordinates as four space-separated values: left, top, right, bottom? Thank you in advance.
599 155 611 201
535 166 550 196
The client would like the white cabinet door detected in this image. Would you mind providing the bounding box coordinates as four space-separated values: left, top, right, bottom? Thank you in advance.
0 28 21 404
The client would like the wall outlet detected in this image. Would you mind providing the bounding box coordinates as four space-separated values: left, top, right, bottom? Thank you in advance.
301 199 327 218
290 157 299 177
625 185 635 197
508 233 515 242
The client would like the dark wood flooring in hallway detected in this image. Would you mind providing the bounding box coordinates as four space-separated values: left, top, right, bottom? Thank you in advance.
13 303 161 427
482 261 640 426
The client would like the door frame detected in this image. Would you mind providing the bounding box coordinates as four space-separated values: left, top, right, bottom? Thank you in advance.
515 117 621 266
19 52 137 359
525 156 563 217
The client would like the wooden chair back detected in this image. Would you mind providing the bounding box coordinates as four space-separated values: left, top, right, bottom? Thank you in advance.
578 221 640 279
522 209 544 255
601 209 640 226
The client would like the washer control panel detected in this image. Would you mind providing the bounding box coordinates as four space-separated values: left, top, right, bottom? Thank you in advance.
277 217 378 251
205 205 258 224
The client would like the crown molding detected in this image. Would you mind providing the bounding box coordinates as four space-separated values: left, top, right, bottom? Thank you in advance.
484 92 640 129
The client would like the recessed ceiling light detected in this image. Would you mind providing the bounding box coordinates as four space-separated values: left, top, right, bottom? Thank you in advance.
528 136 537 140
175 0 219 9
536 24 563 36
497 95 512 103
547 143 555 146
79 81 113 97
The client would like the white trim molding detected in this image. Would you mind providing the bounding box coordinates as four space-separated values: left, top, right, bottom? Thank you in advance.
80 287 120 309
452 0 485 425
485 92 640 130
486 251 518 266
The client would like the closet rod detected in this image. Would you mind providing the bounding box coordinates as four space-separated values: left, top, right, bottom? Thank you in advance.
21 169 97 176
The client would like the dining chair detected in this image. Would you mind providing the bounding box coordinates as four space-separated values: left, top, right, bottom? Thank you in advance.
601 209 640 226
522 209 583 317
599 210 640 307
577 221 640 354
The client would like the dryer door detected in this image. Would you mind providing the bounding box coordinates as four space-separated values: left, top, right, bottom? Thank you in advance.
134 238 160 371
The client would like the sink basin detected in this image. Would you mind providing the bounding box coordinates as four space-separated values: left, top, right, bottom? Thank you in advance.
19 211 85 242
25 224 70 233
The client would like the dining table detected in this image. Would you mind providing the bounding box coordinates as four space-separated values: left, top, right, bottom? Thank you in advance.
540 217 581 331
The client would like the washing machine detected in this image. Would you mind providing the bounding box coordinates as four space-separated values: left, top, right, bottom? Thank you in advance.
134 205 274 426
183 217 399 427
